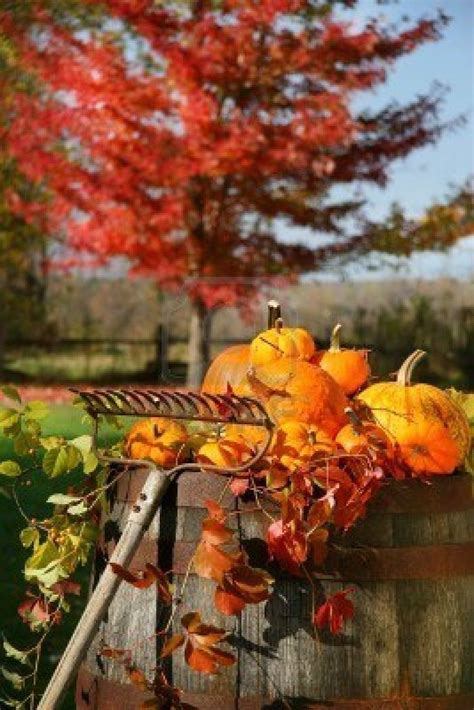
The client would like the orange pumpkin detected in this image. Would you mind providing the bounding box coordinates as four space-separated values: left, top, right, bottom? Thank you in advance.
201 344 251 395
250 318 316 368
335 419 392 456
357 350 470 467
319 324 370 395
396 420 461 475
125 417 189 468
272 421 335 470
246 360 348 437
196 432 254 469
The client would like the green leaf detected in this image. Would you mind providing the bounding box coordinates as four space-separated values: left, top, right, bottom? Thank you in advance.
1 386 21 404
46 494 81 506
0 486 12 500
20 527 40 550
3 639 31 667
1 667 25 690
83 451 99 475
0 694 24 708
43 447 70 478
2 420 21 438
0 408 20 430
13 431 36 457
24 540 66 588
70 435 93 454
40 436 64 451
24 400 49 420
0 461 21 478
67 501 89 517
66 445 82 471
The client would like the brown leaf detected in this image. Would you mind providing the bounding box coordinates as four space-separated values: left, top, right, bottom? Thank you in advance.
160 633 185 658
128 667 148 691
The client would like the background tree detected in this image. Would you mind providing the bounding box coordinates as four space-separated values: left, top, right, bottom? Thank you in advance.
0 23 51 373
1 0 467 384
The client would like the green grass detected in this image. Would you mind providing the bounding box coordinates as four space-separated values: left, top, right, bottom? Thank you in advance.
0 407 123 709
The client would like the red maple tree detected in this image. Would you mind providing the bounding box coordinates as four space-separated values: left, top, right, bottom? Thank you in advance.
2 0 451 383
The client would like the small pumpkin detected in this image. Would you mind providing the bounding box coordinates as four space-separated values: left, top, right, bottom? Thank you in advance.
125 417 189 468
196 431 254 469
272 421 335 470
396 420 461 475
246 359 348 437
335 409 392 455
318 324 370 395
201 343 251 395
250 318 316 368
357 350 470 466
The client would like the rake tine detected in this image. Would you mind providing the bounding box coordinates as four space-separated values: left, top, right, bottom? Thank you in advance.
105 389 136 415
164 391 190 414
186 391 214 416
173 391 201 415
139 390 165 415
97 390 128 414
146 390 173 415
125 389 151 414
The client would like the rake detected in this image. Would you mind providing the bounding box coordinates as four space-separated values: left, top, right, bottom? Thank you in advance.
37 387 274 709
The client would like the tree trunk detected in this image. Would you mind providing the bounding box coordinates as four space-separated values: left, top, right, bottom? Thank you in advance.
187 299 212 388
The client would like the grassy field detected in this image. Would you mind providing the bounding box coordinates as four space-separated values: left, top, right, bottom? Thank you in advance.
0 407 122 709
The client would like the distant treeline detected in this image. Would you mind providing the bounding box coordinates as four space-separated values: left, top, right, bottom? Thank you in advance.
1 277 473 389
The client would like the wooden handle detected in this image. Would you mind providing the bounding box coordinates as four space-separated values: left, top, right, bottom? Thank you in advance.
38 468 171 710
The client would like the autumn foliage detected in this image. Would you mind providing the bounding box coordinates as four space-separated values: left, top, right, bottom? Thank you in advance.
1 0 461 382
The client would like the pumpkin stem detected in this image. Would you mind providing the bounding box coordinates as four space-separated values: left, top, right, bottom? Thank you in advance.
330 323 342 352
267 300 281 328
275 317 283 334
397 349 427 386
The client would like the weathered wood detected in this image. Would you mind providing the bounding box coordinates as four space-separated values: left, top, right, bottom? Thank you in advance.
76 471 474 709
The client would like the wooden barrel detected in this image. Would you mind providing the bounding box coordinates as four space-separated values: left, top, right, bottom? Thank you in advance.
76 470 474 709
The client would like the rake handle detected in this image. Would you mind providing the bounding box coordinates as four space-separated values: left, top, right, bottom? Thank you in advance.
38 468 170 710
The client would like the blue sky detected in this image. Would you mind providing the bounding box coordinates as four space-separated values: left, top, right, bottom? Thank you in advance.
349 0 473 219
315 0 474 280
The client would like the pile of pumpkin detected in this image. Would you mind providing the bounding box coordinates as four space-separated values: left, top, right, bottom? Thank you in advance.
125 307 471 478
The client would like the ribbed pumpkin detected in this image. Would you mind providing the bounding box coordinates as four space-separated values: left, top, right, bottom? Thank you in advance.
246 360 348 437
201 344 251 395
196 431 254 469
318 324 370 395
272 421 335 470
125 417 189 468
357 350 470 468
250 318 316 368
396 420 461 475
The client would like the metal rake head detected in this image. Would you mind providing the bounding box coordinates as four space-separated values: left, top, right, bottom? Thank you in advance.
71 387 273 429
71 387 275 477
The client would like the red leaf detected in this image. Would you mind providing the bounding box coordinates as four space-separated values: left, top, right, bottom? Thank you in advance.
204 499 226 522
50 580 81 597
266 519 307 576
184 640 235 674
230 477 250 496
110 562 172 602
201 518 234 545
215 586 246 616
193 541 236 583
184 642 221 674
314 588 355 635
